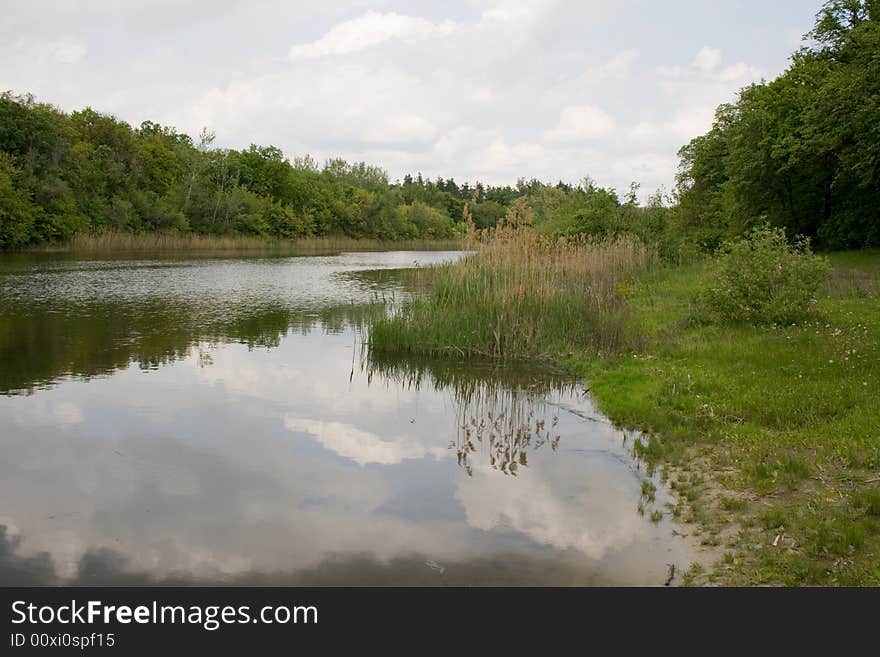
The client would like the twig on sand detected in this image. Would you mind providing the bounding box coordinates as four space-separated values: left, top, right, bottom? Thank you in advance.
664 563 676 586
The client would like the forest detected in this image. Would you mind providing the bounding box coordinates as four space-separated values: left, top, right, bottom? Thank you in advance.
1 0 878 253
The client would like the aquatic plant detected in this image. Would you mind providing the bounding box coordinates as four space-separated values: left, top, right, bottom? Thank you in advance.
369 200 656 360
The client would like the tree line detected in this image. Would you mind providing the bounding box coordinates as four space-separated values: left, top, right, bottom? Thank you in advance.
0 90 681 255
1 1 876 252
0 88 607 251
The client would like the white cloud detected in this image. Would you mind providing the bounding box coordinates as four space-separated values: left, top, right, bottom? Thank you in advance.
5 397 84 427
608 152 678 187
692 46 721 71
596 48 639 81
433 126 485 161
630 106 718 143
478 137 546 171
363 112 438 144
718 62 762 82
283 416 446 466
481 0 553 24
53 401 84 424
546 105 616 141
289 10 456 59
53 41 86 64
455 458 646 560
630 121 658 140
666 105 717 140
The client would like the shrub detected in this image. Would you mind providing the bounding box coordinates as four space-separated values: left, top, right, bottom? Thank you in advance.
699 225 831 325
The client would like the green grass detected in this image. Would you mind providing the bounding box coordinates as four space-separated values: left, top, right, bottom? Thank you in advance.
568 249 880 585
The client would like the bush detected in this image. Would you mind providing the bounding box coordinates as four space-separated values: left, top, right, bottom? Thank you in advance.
699 225 831 324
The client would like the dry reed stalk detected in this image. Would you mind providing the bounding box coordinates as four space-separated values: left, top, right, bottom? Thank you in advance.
370 206 656 359
28 231 464 254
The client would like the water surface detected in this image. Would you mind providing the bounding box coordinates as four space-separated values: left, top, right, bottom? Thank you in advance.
0 251 689 585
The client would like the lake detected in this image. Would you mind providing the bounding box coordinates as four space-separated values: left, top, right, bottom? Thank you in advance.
0 251 691 585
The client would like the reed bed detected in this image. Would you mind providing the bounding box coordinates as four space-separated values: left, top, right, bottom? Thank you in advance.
369 201 656 360
30 231 464 254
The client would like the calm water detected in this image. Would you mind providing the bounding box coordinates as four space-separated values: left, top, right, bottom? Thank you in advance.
0 251 690 586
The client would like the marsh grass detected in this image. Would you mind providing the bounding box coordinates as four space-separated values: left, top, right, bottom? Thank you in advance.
370 201 655 360
30 231 464 255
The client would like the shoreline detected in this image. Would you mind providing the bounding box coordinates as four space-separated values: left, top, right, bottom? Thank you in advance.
564 251 880 585
13 232 465 256
370 244 880 585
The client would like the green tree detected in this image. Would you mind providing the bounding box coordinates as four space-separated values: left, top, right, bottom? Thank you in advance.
677 0 880 248
0 153 37 248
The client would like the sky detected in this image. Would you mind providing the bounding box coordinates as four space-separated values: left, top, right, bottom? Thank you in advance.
0 1 818 198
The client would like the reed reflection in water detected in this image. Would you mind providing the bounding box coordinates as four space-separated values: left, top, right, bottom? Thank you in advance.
363 354 575 476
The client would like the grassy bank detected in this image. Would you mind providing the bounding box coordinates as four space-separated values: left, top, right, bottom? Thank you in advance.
573 250 880 585
25 231 464 255
371 233 880 585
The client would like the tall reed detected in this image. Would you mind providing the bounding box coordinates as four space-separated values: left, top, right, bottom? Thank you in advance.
29 231 464 254
370 200 655 360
